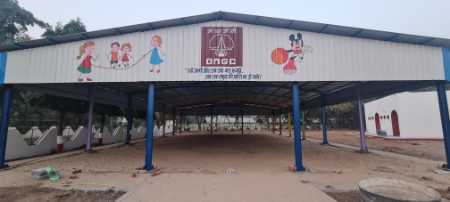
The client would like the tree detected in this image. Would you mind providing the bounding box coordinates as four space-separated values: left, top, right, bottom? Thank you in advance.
0 2 93 132
12 16 88 129
10 90 48 132
14 27 32 42
0 0 48 45
42 18 86 37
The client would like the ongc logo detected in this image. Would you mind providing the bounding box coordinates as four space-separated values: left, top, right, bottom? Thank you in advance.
201 27 243 67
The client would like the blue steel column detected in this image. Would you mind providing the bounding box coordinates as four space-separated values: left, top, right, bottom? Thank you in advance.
292 83 305 171
0 53 6 83
125 95 133 144
145 83 155 171
436 82 450 169
0 86 12 169
357 86 368 153
321 96 329 145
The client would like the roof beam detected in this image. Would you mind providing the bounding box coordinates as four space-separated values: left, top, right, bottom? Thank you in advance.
215 11 225 20
80 33 89 39
177 101 281 110
319 24 329 33
253 16 262 25
420 37 435 45
46 37 57 43
132 83 292 95
114 28 123 35
154 91 291 105
12 43 26 49
286 20 295 29
352 29 364 37
385 33 400 41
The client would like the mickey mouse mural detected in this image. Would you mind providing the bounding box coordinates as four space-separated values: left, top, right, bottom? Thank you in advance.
271 33 311 75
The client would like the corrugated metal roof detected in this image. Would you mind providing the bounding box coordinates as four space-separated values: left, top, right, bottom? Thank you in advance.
1 11 449 52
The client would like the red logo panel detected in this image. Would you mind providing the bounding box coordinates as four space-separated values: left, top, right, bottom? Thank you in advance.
201 27 243 67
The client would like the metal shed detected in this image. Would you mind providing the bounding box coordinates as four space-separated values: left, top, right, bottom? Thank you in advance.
0 11 449 171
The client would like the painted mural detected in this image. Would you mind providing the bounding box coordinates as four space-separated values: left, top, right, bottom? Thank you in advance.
76 41 96 82
121 43 133 67
271 33 312 75
149 35 164 73
6 20 442 83
76 35 164 82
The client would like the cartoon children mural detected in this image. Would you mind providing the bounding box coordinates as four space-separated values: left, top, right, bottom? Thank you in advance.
271 33 310 75
74 35 166 81
121 43 132 67
149 35 164 73
109 42 121 69
76 41 96 82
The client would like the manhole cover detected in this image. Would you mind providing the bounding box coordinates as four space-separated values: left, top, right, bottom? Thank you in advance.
358 177 441 202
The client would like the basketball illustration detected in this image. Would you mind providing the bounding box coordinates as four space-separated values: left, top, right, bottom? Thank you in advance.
271 48 288 65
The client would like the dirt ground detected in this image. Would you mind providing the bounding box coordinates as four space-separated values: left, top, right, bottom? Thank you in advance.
306 130 446 161
325 190 361 202
0 184 124 202
326 188 450 202
0 131 449 201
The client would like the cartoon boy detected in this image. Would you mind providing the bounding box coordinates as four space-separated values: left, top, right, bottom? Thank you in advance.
76 41 96 82
109 42 120 69
121 43 132 67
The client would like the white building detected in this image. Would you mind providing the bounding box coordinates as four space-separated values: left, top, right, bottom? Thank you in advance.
364 91 448 139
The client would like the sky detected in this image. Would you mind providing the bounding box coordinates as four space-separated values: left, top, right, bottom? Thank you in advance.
18 0 450 39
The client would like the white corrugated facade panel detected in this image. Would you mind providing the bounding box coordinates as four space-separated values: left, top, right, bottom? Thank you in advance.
4 21 445 83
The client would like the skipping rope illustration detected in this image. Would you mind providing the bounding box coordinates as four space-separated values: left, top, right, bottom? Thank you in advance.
75 35 165 82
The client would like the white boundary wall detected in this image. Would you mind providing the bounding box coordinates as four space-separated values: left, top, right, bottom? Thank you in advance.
5 124 163 161
364 91 448 139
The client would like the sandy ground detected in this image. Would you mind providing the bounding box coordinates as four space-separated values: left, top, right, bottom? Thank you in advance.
0 131 449 201
305 130 446 161
118 173 335 202
0 185 124 202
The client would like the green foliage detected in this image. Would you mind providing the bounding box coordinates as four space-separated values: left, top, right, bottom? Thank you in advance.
303 102 358 129
0 0 48 45
9 90 55 132
42 18 86 37
13 27 32 42
2 7 88 129
328 102 358 129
